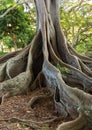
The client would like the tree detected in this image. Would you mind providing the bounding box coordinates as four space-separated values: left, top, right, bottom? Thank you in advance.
0 1 36 51
60 0 92 55
0 0 92 129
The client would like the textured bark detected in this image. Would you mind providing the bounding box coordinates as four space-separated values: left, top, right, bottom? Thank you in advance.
0 0 92 129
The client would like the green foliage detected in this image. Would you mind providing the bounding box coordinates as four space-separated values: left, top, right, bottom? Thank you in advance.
60 1 92 55
56 64 70 73
0 1 36 51
3 36 14 49
0 51 7 56
0 0 14 10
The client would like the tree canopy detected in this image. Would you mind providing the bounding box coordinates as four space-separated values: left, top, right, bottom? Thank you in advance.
0 0 36 52
60 0 92 55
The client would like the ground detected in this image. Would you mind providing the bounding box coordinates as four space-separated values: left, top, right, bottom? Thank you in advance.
0 87 70 130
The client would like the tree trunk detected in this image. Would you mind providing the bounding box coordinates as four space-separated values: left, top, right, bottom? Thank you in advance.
0 0 92 129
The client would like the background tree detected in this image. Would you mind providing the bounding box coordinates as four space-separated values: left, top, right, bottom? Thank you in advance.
0 0 36 53
60 0 92 55
0 0 92 129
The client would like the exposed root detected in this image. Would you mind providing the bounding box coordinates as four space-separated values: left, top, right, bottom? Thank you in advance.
0 92 9 104
57 110 92 130
56 111 87 130
79 59 92 77
47 38 92 92
0 116 58 130
0 45 30 64
66 86 92 111
0 50 21 64
0 63 6 82
0 117 40 130
6 48 28 79
28 94 53 109
68 43 92 63
0 71 32 99
41 14 92 117
30 71 44 90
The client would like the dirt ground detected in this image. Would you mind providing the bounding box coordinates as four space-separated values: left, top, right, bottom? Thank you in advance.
0 87 66 130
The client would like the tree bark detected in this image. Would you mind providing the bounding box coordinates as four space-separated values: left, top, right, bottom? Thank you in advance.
0 0 92 129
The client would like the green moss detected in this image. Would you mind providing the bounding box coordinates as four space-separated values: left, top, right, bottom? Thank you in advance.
56 64 70 73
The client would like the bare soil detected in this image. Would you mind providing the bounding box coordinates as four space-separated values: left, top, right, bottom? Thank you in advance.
0 87 67 130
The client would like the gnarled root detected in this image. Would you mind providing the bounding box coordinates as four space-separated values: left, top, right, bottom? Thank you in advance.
28 94 53 109
0 116 58 130
0 71 32 103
